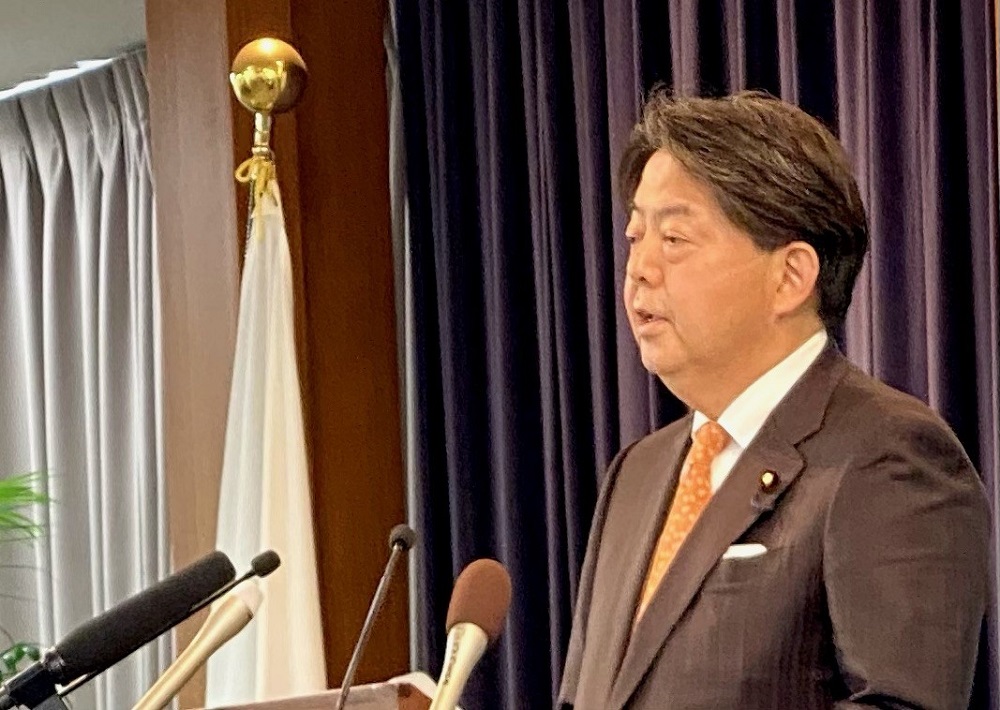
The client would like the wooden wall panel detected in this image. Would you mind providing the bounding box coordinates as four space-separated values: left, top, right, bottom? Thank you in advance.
291 0 409 685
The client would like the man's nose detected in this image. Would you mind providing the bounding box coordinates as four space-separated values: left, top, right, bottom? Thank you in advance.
626 234 662 286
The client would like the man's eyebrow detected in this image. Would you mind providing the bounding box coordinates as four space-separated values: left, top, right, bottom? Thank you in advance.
627 202 694 220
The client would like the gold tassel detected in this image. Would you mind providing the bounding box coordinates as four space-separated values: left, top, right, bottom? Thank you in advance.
234 154 276 205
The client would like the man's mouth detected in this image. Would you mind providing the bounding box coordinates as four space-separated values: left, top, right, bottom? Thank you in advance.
633 306 668 328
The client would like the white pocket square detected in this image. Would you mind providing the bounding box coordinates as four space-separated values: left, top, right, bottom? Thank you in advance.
722 543 768 560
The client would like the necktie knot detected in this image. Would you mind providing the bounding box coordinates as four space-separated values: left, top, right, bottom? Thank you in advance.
693 420 729 459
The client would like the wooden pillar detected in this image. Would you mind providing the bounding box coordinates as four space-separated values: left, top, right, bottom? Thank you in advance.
144 3 239 704
146 1 407 706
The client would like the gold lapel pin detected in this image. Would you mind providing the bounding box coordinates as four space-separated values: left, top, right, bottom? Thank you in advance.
760 470 778 491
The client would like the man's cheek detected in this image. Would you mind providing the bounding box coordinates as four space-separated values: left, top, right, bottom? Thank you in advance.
623 280 636 300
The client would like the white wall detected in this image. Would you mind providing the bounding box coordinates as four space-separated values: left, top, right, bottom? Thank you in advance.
0 0 145 91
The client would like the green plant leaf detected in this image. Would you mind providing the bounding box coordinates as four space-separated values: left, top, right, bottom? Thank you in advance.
0 642 42 680
0 473 48 682
0 473 48 540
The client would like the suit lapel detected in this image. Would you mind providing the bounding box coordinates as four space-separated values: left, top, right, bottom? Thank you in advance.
608 346 849 709
599 415 693 691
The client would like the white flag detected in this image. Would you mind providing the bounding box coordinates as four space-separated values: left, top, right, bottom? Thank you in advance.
205 178 327 704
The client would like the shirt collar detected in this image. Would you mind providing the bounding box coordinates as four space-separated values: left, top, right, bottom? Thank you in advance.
692 330 829 449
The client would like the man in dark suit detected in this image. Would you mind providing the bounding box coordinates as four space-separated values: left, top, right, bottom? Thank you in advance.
558 91 989 709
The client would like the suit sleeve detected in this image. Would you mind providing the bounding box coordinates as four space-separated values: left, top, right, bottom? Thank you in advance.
824 414 989 710
558 443 637 708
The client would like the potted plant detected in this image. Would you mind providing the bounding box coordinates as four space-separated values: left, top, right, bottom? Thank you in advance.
0 473 47 679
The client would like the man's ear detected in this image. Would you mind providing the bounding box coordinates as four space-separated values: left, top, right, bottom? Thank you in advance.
772 241 820 317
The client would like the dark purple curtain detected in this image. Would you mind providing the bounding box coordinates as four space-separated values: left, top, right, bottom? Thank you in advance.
394 1 999 708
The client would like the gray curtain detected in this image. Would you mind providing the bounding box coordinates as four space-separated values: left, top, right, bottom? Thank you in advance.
0 51 169 709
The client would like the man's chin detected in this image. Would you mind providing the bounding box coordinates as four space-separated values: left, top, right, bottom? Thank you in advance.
639 350 682 380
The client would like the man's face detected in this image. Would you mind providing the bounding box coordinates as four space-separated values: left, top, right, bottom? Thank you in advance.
623 150 778 390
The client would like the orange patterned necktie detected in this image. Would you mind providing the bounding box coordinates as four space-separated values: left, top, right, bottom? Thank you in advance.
635 420 731 621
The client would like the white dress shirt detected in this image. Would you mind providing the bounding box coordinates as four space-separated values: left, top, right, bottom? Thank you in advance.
691 330 829 492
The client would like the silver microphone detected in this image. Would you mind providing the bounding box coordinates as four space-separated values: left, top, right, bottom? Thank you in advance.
429 559 512 710
132 582 263 710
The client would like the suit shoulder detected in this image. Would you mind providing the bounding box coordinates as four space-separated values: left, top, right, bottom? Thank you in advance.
827 364 968 458
623 415 691 462
820 365 984 514
597 415 690 491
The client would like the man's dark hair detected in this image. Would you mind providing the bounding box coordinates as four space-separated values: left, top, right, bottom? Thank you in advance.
619 89 869 331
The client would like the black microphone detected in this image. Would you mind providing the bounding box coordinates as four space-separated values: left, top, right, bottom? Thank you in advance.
0 551 236 710
56 550 282 701
177 549 280 614
335 524 417 710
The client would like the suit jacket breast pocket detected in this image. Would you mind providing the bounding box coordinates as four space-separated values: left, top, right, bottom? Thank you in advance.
701 547 786 594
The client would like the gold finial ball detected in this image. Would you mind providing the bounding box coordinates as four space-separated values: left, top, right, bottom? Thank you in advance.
230 38 307 114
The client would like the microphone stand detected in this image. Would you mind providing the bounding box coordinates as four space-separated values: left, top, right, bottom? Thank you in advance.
336 540 408 710
5 662 69 710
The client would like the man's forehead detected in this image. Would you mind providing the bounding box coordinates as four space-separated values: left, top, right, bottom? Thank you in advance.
629 152 721 217
640 149 683 179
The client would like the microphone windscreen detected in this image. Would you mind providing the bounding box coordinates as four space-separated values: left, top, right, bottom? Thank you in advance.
251 550 281 578
445 559 512 643
389 524 418 551
53 551 235 683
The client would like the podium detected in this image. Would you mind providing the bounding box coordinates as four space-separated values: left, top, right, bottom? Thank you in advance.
200 673 444 710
